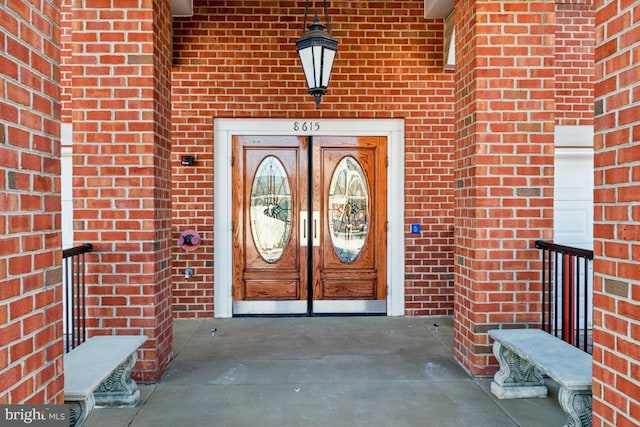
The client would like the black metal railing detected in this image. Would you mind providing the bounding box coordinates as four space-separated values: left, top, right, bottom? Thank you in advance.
536 240 594 354
62 243 92 353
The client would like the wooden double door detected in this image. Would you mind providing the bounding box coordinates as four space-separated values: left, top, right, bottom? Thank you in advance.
232 135 388 315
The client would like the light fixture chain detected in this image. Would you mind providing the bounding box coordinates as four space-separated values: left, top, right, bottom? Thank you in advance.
302 0 332 35
302 0 310 36
323 0 332 34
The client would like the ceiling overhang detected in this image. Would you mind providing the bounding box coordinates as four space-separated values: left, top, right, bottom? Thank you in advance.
425 0 456 70
443 8 455 70
171 0 193 17
424 0 454 18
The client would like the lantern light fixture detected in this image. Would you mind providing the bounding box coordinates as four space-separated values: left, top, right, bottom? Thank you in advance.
295 1 338 109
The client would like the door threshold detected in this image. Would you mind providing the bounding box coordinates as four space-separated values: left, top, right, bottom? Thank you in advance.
234 313 387 318
313 300 386 314
233 313 310 318
310 312 387 317
233 300 387 317
233 300 307 316
232 300 387 316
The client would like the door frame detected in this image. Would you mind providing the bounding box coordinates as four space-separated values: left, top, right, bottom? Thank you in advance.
214 119 405 318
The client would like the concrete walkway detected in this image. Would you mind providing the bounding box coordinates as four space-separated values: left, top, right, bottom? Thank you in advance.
85 316 565 427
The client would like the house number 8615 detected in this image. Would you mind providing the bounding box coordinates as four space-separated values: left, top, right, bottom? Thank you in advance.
293 121 320 132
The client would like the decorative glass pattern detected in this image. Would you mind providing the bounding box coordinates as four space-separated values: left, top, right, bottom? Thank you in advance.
250 156 292 263
327 156 370 263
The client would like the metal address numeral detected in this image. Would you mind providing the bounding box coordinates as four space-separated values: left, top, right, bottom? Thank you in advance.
293 121 321 132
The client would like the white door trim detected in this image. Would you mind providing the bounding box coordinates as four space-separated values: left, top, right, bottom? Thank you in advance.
214 118 405 318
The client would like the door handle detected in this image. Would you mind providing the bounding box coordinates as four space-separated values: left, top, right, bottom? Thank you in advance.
300 211 308 247
312 211 320 247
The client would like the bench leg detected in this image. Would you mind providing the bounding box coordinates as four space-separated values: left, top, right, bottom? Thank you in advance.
490 341 548 399
93 353 141 407
558 387 592 427
66 394 95 427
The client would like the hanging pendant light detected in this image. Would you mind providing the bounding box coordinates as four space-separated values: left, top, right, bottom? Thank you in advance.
295 1 338 109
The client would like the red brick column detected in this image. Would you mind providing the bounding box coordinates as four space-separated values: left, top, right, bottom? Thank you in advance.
71 1 173 382
592 0 640 425
453 0 556 375
0 2 64 403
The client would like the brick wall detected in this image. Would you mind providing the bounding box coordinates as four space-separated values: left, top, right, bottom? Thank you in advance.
60 0 72 125
171 0 457 317
592 0 640 425
0 1 64 403
555 1 595 126
67 0 173 382
453 0 556 375
2 0 627 409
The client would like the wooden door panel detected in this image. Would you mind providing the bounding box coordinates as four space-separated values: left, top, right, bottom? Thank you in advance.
243 269 302 299
321 279 376 299
313 136 387 303
244 280 300 299
232 136 307 303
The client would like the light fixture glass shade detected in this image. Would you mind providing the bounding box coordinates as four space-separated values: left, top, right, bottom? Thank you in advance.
296 14 338 108
321 48 336 87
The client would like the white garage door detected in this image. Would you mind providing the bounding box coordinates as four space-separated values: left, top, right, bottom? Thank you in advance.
554 148 593 250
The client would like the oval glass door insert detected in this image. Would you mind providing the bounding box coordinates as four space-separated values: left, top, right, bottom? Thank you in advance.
250 156 292 263
327 156 370 263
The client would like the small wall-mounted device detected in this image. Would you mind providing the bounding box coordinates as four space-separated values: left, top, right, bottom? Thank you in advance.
181 155 195 166
179 229 201 251
410 223 421 234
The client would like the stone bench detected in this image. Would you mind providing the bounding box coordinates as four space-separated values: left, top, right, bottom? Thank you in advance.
488 329 592 427
64 335 147 427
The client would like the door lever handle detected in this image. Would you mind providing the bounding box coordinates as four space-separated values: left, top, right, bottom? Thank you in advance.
312 211 320 247
300 211 308 247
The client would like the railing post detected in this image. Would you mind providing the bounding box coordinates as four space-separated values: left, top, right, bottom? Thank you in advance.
535 240 593 354
562 252 574 345
62 243 93 352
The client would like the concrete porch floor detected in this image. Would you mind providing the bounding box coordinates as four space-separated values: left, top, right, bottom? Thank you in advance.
85 316 566 427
